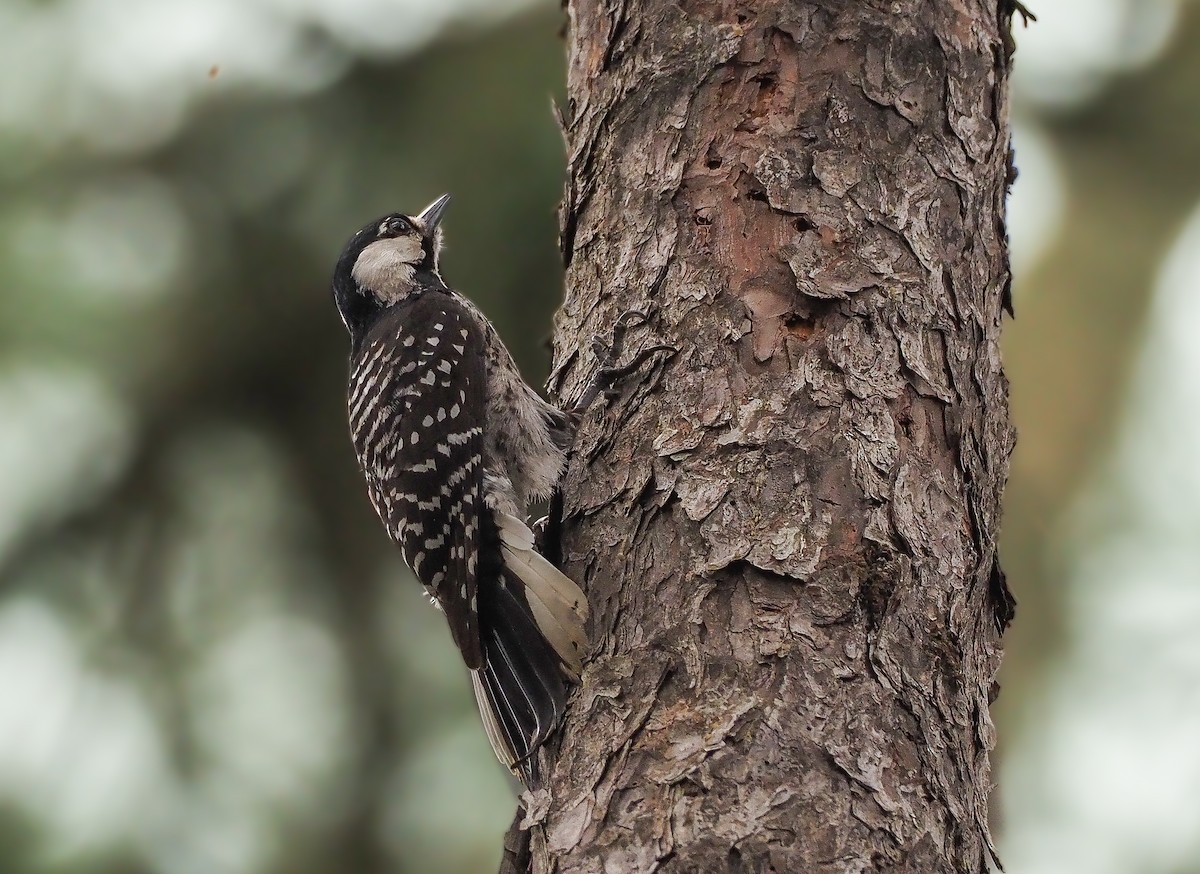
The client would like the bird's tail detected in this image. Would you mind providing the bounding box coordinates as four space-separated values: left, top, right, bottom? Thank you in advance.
471 511 588 782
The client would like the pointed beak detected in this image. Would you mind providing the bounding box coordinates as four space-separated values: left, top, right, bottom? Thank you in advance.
417 193 452 231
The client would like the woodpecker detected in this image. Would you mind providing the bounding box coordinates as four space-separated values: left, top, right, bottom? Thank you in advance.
331 194 588 780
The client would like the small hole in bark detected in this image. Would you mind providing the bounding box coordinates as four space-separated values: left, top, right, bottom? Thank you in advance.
793 216 816 233
695 210 713 226
706 155 723 169
784 313 815 339
747 188 768 203
736 12 749 23
750 73 778 120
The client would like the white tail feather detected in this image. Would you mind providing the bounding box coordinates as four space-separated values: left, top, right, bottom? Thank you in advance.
502 545 588 625
501 548 587 677
495 512 589 678
495 513 588 619
471 672 517 768
495 513 536 550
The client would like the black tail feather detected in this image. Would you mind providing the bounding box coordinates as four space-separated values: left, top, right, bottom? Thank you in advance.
469 509 587 784
477 576 569 774
479 657 532 780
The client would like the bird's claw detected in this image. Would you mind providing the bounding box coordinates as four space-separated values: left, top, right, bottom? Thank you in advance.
572 311 675 415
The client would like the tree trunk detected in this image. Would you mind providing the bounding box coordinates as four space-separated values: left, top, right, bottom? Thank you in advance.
508 1 1018 871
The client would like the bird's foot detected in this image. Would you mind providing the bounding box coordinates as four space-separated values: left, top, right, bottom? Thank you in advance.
572 311 676 415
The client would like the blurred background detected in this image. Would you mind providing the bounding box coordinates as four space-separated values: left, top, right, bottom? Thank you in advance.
0 0 1195 872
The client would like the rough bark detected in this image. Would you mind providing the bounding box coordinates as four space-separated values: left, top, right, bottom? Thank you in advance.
509 1 1017 871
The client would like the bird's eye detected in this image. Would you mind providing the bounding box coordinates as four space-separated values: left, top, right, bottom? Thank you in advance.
385 217 411 235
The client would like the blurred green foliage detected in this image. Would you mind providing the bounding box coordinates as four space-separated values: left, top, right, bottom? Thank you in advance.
0 5 566 873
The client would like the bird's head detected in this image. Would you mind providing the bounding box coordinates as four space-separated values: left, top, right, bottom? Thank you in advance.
333 193 451 335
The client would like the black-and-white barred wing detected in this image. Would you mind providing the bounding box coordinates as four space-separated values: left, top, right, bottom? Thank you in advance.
347 293 489 669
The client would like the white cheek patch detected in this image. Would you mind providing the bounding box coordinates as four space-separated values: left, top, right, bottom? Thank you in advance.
352 236 424 303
